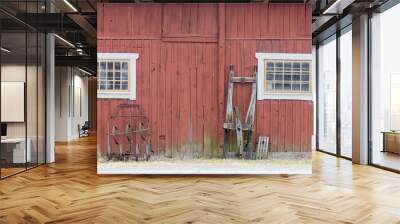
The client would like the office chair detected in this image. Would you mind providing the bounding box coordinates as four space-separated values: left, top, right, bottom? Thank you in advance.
79 121 90 138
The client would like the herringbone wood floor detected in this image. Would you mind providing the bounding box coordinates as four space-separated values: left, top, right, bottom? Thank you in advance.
1 135 400 224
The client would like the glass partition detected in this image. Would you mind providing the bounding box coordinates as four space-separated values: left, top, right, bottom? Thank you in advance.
27 30 38 169
370 4 400 171
339 28 352 158
0 1 46 179
317 36 337 154
1 31 28 178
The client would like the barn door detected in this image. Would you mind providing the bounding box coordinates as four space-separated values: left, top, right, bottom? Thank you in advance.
160 42 219 158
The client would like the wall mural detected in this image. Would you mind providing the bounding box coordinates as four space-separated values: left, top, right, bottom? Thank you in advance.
97 3 313 174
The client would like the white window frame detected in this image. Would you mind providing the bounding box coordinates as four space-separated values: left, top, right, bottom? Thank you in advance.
97 53 139 100
256 53 313 101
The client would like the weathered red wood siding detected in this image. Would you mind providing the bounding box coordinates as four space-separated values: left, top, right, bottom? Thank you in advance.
97 3 313 155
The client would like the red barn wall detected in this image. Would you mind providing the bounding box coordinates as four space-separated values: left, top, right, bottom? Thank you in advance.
97 3 313 155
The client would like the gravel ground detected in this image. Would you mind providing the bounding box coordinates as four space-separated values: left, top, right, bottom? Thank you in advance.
97 159 311 174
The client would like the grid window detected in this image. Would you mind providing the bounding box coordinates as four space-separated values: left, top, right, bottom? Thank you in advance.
264 60 311 94
97 60 130 92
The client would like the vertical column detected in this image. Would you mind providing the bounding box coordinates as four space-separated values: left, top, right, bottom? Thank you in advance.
352 14 369 164
336 31 341 156
312 45 317 151
46 0 55 163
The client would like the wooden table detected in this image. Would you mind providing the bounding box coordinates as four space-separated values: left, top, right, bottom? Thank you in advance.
1 138 32 164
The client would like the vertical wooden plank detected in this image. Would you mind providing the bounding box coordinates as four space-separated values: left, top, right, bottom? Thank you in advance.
182 44 191 148
295 100 302 151
97 100 103 153
197 45 205 153
270 100 279 152
260 4 269 38
203 44 211 156
159 42 167 154
299 102 305 152
217 3 226 143
287 100 293 152
251 4 260 39
305 3 312 39
278 100 285 152
165 44 172 153
188 44 197 148
225 4 233 39
172 43 179 153
97 3 104 39
150 40 159 152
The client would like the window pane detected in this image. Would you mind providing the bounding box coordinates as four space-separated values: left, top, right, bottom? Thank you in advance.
284 62 291 81
115 62 121 70
122 72 128 81
301 74 309 81
99 71 106 80
318 37 337 154
114 81 121 90
267 71 274 80
284 62 292 71
284 74 292 81
301 63 309 72
301 84 309 91
107 62 113 70
107 72 113 80
284 83 291 90
115 72 121 80
292 83 300 91
293 62 300 71
122 62 128 71
275 62 283 72
100 62 106 70
371 6 400 170
267 62 274 70
99 81 106 90
274 82 282 90
107 81 113 90
340 29 352 158
293 72 300 81
121 82 129 90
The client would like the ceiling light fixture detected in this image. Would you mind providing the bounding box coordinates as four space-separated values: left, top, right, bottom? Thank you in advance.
78 67 93 76
1 47 11 53
54 34 75 48
63 0 78 12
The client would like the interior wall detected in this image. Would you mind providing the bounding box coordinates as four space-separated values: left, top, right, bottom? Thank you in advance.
55 67 89 141
1 64 36 138
55 66 69 141
71 72 89 138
